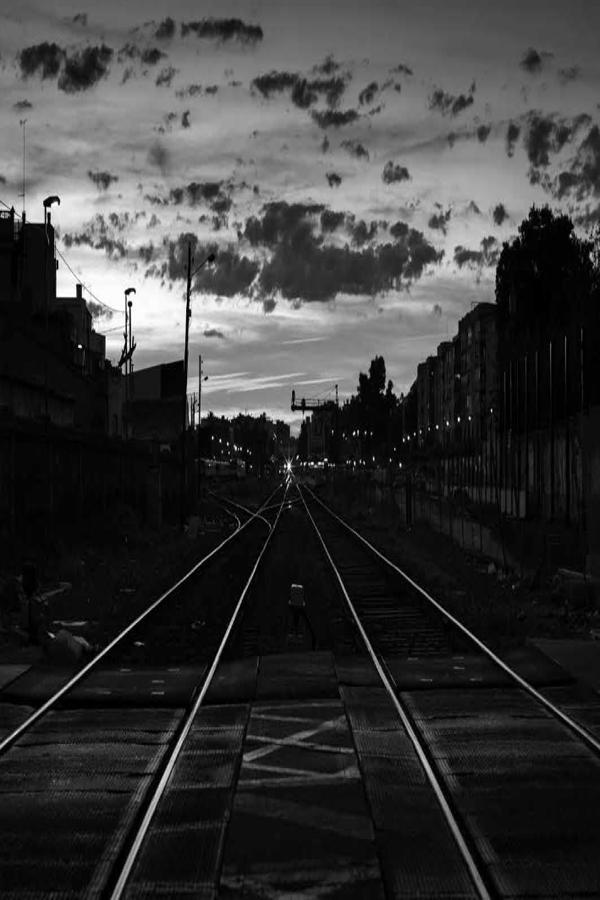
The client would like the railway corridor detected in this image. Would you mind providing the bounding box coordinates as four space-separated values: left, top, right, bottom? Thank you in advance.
0 480 600 898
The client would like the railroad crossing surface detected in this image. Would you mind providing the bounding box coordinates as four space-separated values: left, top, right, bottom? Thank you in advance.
2 644 600 899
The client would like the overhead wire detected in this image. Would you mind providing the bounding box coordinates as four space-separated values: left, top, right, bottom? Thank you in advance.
1 195 120 318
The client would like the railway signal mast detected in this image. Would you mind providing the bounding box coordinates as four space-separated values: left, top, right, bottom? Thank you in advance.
291 385 339 463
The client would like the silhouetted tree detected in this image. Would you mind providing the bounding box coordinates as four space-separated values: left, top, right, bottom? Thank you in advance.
495 205 595 346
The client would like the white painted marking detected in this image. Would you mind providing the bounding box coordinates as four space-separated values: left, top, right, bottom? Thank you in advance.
151 691 165 696
151 679 165 684
251 713 326 725
243 715 346 763
119 668 131 672
246 735 354 755
167 668 180 672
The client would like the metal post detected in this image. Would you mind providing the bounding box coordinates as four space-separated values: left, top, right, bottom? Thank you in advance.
564 333 570 523
123 293 129 438
180 243 192 530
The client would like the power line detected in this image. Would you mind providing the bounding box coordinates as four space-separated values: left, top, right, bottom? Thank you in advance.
0 197 120 316
53 245 120 315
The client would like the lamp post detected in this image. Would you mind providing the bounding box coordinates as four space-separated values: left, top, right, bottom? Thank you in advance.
123 287 136 438
197 354 208 500
180 246 216 530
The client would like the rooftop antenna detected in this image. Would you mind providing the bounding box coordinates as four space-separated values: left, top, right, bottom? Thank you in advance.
19 119 27 220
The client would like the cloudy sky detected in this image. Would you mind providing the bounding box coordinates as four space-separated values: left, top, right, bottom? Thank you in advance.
2 1 599 432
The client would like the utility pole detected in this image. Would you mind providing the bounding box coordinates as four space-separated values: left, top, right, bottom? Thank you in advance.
197 354 208 501
180 246 216 529
123 287 136 438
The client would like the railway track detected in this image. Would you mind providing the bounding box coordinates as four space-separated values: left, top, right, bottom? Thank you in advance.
0 482 289 898
299 482 600 898
2 474 600 897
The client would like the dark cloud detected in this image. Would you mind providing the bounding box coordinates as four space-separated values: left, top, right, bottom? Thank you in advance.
454 235 499 275
147 141 170 174
320 210 346 232
352 220 378 246
358 81 378 105
389 221 409 240
492 203 508 225
57 45 113 92
540 124 600 203
244 201 324 247
466 200 481 215
428 208 452 234
520 47 553 74
432 303 443 317
181 18 263 44
203 328 225 339
321 136 330 153
156 65 177 87
390 63 413 76
205 85 219 95
167 181 226 210
182 110 191 128
476 123 491 143
155 17 176 40
0 175 7 185
72 13 87 26
313 55 340 76
558 66 580 84
326 172 342 187
87 170 119 191
252 69 346 107
429 83 475 116
138 243 156 264
341 139 369 160
259 219 442 303
175 83 204 98
141 47 165 66
311 109 359 129
252 70 298 97
506 121 520 157
262 298 277 313
62 214 128 259
524 112 591 171
19 42 64 79
309 76 346 107
382 161 410 184
194 246 259 297
12 99 32 111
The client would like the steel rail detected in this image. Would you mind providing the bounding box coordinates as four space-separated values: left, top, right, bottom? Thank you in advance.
0 484 283 756
109 480 291 898
296 481 492 900
208 490 272 531
305 485 600 757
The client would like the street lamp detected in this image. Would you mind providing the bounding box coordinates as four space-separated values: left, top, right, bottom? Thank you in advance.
42 195 60 422
123 287 136 438
181 246 216 529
